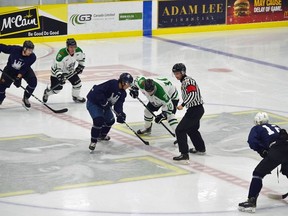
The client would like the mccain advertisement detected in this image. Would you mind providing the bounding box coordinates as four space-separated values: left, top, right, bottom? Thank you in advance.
227 0 288 24
0 6 67 38
158 0 226 28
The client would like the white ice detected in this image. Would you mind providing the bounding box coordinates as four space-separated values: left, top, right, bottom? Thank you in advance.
0 27 288 216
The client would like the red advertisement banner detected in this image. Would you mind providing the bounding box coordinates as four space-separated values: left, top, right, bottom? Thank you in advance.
227 0 288 24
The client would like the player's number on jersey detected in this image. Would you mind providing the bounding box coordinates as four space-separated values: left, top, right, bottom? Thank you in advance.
155 78 172 86
262 125 280 135
167 103 173 110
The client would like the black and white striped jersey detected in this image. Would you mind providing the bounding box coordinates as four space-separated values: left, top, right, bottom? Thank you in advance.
180 75 203 108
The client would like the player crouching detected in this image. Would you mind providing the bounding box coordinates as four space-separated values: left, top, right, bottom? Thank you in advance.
86 73 133 152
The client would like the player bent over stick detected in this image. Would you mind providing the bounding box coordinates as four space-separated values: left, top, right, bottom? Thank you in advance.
0 40 37 109
43 38 86 103
86 73 133 152
238 112 288 213
129 76 179 137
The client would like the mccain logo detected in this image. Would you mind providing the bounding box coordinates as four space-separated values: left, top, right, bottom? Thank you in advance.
0 7 40 37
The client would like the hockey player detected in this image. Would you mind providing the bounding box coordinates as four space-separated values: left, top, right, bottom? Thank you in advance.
129 76 179 135
86 73 133 151
0 40 37 108
172 63 206 162
238 112 288 213
42 38 86 103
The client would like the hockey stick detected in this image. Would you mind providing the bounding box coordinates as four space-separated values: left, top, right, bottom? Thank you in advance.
267 192 288 200
111 108 149 145
0 69 68 113
47 70 78 93
136 96 175 137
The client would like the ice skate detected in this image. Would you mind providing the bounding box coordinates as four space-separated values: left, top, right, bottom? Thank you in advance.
97 135 111 141
89 142 96 152
173 153 190 164
189 148 206 155
238 197 257 213
22 95 31 110
73 96 86 103
42 88 49 103
137 125 152 135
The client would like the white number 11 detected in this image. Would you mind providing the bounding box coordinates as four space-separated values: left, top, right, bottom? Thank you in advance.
262 125 280 135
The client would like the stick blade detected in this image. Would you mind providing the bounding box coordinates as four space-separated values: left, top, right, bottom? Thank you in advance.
53 108 68 114
44 103 68 114
144 141 149 145
267 193 283 200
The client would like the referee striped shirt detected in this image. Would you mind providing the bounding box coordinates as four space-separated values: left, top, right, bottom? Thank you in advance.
180 75 203 108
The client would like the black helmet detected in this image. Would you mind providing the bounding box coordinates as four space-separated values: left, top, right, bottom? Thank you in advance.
172 63 186 74
144 79 155 92
23 40 34 50
119 73 133 85
66 38 77 47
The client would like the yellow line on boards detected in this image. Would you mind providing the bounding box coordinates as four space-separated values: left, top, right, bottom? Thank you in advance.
153 21 288 35
0 190 35 198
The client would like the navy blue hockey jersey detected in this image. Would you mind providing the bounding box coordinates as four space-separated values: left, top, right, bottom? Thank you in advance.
248 123 281 153
87 79 127 114
0 44 36 76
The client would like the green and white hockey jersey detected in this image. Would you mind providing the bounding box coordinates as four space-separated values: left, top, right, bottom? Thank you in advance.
51 47 85 78
134 76 179 115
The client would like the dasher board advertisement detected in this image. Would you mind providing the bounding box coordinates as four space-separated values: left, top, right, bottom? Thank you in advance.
227 0 288 24
68 2 143 34
0 5 67 38
0 7 40 37
158 0 226 28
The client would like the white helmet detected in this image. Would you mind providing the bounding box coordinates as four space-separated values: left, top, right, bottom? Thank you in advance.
254 112 269 125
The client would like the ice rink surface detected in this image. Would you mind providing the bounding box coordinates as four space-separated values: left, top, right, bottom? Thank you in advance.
0 27 288 215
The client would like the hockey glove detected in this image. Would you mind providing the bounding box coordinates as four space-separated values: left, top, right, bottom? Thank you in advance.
279 129 288 141
13 77 22 88
75 65 85 74
155 112 167 124
56 73 66 85
129 89 139 98
259 149 268 158
117 112 126 124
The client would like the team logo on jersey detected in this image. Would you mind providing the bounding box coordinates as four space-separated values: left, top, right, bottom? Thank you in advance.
108 93 120 105
56 53 62 60
11 60 24 70
67 62 76 72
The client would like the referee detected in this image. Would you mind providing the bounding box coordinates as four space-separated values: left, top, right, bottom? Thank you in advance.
172 63 206 162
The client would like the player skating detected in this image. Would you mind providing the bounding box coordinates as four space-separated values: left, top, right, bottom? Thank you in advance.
238 112 288 213
0 40 37 109
42 38 86 103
